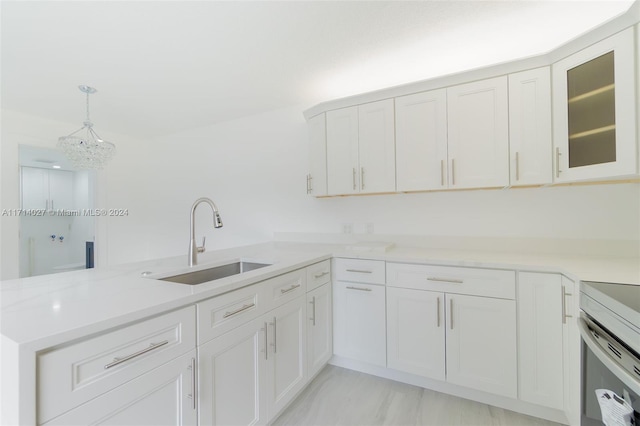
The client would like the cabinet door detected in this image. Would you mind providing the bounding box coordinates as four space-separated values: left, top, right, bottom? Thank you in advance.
43 351 197 426
266 296 307 419
326 106 359 195
21 167 48 210
552 27 637 182
445 294 517 398
517 272 563 409
447 76 509 189
199 319 267 426
307 283 332 378
333 281 386 367
48 170 74 211
508 68 553 186
562 276 580 426
307 113 328 196
395 89 448 191
387 287 445 380
358 99 396 193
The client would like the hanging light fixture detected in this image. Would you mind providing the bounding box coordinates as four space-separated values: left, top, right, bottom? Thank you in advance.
57 85 116 170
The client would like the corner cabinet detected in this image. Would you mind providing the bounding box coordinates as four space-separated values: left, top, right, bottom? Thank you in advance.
552 27 637 182
326 100 395 196
306 113 328 196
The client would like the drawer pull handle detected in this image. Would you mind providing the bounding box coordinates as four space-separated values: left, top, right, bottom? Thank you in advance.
104 340 169 369
427 277 463 284
223 303 256 318
280 284 301 294
313 271 330 278
346 286 372 292
345 269 373 274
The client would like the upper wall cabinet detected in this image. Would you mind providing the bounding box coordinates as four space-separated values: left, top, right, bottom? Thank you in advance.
326 100 395 195
552 27 637 182
508 68 553 186
395 89 448 191
306 113 328 196
21 167 74 211
447 76 510 189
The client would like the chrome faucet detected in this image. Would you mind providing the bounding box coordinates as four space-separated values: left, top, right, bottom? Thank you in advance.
189 197 223 266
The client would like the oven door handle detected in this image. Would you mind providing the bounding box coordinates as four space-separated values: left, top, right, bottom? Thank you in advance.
578 318 640 395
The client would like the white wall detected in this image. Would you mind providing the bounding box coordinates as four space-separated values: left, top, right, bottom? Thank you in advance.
2 106 639 279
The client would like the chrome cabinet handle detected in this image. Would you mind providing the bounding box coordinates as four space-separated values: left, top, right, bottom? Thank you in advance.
451 159 456 185
306 174 310 194
440 159 445 186
308 174 313 193
345 269 372 274
436 296 441 327
450 298 454 330
562 285 572 324
280 284 301 294
346 286 372 292
515 152 520 181
352 168 357 190
309 296 316 326
555 147 561 178
104 340 169 369
427 277 463 284
313 271 330 278
223 303 256 318
361 167 365 190
270 317 277 353
188 357 197 410
263 322 268 360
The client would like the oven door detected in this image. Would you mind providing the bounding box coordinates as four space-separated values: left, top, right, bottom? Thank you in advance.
579 314 640 425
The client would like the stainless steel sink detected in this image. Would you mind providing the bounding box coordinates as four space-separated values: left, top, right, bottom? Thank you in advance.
159 261 271 285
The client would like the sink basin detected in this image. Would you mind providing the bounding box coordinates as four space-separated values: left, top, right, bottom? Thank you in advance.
160 261 271 285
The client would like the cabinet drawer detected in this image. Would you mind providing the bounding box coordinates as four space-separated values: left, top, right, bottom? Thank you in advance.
306 260 331 292
37 306 196 424
197 283 265 345
264 269 306 308
333 258 385 284
387 263 515 299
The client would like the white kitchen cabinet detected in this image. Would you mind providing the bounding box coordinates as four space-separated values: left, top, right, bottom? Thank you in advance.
395 89 448 191
517 272 564 410
447 76 510 189
562 276 580 426
21 167 74 211
508 68 553 186
306 113 328 196
445 293 517 398
307 282 332 378
333 280 386 367
552 27 637 182
386 287 445 380
43 351 197 426
326 100 395 195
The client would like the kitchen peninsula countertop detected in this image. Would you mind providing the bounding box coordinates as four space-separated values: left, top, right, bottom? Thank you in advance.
2 240 639 351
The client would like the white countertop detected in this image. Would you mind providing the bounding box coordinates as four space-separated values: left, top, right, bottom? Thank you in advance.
2 240 638 351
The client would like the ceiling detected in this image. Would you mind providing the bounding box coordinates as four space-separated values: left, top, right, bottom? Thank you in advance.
1 1 635 139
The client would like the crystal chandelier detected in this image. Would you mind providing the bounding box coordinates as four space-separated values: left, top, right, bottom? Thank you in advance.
57 85 116 170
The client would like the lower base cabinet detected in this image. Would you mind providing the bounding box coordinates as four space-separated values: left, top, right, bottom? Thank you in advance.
199 296 307 426
307 282 332 378
43 351 198 425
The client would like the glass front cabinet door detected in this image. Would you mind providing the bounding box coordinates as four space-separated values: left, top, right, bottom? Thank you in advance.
552 27 637 182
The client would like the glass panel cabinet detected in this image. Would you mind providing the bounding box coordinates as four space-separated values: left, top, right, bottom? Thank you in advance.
552 27 637 182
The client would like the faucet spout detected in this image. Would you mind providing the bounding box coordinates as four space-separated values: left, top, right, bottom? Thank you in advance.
189 197 223 267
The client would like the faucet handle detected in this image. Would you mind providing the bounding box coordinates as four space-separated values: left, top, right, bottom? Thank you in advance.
197 236 206 253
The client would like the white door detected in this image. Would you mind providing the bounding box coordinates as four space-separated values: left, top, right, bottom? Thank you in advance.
395 89 448 191
21 167 48 210
552 28 637 182
358 99 396 194
199 319 267 426
445 294 517 398
447 76 509 189
517 272 564 409
266 297 307 419
326 106 359 195
48 169 74 211
387 287 445 380
43 351 197 426
307 113 328 196
307 283 332 378
333 281 386 367
508 68 553 186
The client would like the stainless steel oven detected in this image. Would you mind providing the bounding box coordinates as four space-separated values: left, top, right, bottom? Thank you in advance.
580 281 640 426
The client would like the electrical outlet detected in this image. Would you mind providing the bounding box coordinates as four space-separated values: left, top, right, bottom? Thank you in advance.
366 223 374 234
342 223 353 234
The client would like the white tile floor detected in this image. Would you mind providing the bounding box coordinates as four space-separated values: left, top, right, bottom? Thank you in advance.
272 366 563 426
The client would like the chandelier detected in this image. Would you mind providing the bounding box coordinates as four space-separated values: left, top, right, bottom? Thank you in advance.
57 85 116 170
